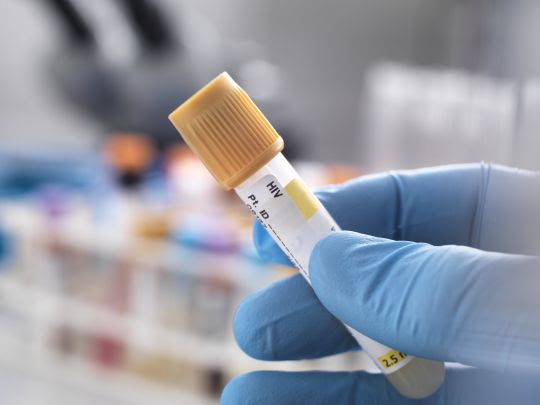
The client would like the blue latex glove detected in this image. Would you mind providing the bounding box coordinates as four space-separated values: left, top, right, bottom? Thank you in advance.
222 163 540 404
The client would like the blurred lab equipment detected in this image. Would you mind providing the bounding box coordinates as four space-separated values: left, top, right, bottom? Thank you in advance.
41 0 300 154
515 79 540 171
359 64 516 172
0 137 364 404
359 63 540 172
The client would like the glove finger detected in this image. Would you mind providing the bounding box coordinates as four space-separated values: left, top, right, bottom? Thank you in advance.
310 231 540 372
221 366 537 405
233 273 358 361
254 164 540 267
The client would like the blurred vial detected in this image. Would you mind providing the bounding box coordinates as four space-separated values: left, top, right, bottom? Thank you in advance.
359 63 516 172
515 79 540 170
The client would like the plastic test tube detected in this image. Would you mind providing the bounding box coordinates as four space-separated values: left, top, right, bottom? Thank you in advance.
168 72 445 398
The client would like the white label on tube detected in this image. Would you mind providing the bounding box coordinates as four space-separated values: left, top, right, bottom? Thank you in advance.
237 174 413 373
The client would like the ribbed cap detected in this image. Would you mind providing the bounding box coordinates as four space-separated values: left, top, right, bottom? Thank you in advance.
168 72 284 190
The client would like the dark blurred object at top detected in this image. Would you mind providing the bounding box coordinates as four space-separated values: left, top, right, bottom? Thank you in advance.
41 0 300 155
118 0 175 53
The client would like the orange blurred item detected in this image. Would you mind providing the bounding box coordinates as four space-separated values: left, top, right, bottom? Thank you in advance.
104 133 156 172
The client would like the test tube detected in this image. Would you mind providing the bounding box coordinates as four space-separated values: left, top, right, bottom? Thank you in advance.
168 72 444 398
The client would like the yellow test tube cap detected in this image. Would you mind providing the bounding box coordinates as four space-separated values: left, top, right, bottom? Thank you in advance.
168 72 284 190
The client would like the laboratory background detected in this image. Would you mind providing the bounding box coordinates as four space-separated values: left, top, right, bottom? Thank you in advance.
0 1 539 404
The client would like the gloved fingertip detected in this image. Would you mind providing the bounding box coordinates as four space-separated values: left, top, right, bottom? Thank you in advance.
220 372 264 404
232 297 263 360
253 220 291 266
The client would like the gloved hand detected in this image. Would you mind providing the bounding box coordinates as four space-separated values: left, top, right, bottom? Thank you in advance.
222 163 540 404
